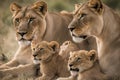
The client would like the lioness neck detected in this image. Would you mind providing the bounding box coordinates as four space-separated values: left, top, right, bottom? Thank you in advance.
96 5 120 76
43 12 73 44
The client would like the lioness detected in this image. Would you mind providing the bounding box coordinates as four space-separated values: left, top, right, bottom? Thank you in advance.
57 50 106 80
68 0 120 79
0 1 96 79
32 41 70 80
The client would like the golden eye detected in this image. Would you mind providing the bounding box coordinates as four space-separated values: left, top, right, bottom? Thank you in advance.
33 48 35 51
28 17 35 23
15 18 20 23
39 48 44 51
76 57 81 62
79 13 86 20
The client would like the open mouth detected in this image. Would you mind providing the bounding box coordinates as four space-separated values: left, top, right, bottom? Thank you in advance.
72 34 88 39
70 68 79 72
34 57 41 61
33 57 41 64
19 37 33 42
19 38 26 41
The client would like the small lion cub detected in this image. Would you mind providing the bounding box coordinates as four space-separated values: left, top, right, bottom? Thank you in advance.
59 41 79 61
57 50 106 80
32 41 70 80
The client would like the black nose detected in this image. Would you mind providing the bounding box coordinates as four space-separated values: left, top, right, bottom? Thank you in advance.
18 32 27 36
33 54 37 57
69 28 75 31
69 64 73 67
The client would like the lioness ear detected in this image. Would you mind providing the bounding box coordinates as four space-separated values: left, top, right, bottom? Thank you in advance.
88 0 103 14
10 3 21 14
75 4 81 10
32 1 47 16
88 50 97 61
74 4 82 14
49 41 59 53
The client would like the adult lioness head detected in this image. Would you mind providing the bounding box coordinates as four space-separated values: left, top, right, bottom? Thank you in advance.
68 50 97 75
32 41 59 64
10 1 47 45
68 0 104 43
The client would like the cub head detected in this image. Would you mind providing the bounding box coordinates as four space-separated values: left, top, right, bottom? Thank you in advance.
59 41 79 60
10 1 47 45
32 41 59 64
68 50 97 75
68 0 104 43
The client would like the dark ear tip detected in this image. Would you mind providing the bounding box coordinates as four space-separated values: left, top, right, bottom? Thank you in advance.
33 1 47 15
89 50 97 61
10 2 21 12
50 41 59 51
34 1 47 6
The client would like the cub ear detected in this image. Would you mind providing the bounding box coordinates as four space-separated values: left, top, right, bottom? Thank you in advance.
49 41 59 53
10 3 21 14
88 0 103 14
63 41 71 46
32 1 47 16
88 50 97 61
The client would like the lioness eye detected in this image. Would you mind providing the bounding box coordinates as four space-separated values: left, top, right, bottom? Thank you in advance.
28 17 35 23
79 13 86 20
76 57 81 62
15 18 20 23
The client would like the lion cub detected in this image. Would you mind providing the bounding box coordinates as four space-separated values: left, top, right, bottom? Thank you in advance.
57 50 106 80
32 41 70 80
59 41 79 61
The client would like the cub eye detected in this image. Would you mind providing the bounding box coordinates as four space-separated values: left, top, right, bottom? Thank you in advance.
28 17 35 23
39 48 44 51
76 57 81 62
33 48 35 51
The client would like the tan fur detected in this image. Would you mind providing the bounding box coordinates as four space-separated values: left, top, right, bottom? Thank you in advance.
59 41 79 61
0 54 7 65
57 50 107 80
32 41 70 80
0 1 96 79
0 45 40 79
68 0 120 79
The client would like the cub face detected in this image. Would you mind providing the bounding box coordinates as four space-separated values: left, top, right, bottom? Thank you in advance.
68 0 104 43
68 50 97 75
59 41 79 55
10 1 47 45
32 41 59 64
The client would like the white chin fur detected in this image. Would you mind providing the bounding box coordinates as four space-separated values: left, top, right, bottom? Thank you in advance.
70 71 78 76
33 60 40 64
72 36 84 43
18 41 31 46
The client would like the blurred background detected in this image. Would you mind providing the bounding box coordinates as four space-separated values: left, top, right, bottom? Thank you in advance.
0 0 120 60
